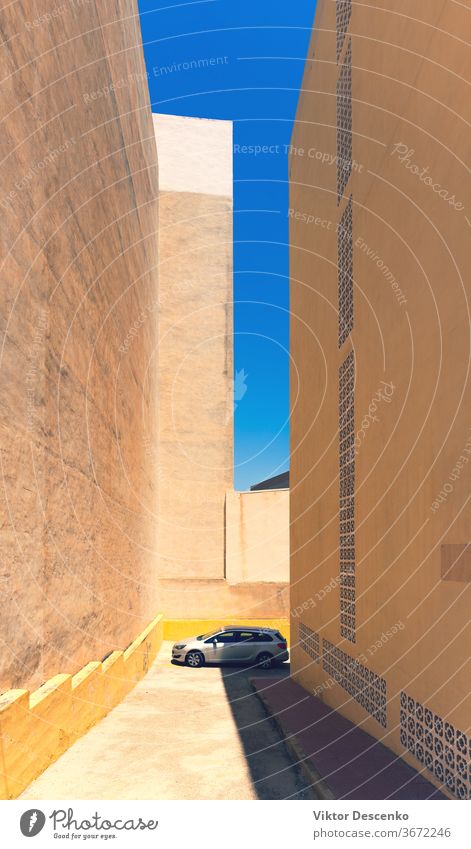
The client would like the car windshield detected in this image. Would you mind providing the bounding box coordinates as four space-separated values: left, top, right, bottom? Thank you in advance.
196 630 220 641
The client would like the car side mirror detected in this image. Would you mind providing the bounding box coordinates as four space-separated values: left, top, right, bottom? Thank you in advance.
212 638 218 645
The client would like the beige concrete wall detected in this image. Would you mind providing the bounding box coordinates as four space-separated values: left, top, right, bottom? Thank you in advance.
154 113 234 581
225 490 289 584
0 1 159 692
157 579 289 620
153 114 289 615
290 0 471 799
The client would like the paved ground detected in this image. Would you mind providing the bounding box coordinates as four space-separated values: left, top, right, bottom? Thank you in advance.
252 677 446 800
21 642 317 800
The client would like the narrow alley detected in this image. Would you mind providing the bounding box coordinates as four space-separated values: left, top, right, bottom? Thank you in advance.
20 645 316 801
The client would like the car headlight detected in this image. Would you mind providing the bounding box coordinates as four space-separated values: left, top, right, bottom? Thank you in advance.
174 644 186 650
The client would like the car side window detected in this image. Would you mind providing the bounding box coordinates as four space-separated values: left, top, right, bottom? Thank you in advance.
203 631 274 644
205 631 239 644
237 631 254 642
237 631 273 643
204 633 222 644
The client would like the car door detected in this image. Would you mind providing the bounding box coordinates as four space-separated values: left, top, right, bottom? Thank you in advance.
234 631 257 661
254 631 274 660
203 631 239 663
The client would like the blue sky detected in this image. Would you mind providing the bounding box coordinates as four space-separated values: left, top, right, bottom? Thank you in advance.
138 0 316 490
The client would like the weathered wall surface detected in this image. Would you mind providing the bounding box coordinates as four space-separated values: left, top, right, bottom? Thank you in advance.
154 113 233 581
290 0 471 798
225 490 289 584
0 1 159 692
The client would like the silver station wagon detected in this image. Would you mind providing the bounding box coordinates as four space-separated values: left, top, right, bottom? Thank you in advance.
172 626 289 669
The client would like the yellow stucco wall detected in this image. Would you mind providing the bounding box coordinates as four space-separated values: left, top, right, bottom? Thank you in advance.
290 0 471 799
163 618 290 643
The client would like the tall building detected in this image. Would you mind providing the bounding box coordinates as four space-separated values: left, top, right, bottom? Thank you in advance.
154 113 289 617
154 113 234 585
0 0 160 692
290 0 471 798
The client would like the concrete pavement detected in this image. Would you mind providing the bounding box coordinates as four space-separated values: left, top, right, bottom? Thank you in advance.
21 642 316 800
252 677 446 800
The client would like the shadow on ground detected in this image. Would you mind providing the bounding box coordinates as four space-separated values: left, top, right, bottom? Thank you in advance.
219 661 318 800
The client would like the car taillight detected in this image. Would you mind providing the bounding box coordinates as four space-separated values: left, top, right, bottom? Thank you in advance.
277 642 287 649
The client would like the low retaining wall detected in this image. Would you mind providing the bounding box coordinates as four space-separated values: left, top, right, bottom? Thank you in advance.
163 618 290 643
0 614 163 799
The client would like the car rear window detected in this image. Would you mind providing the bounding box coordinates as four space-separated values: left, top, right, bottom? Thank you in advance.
236 631 273 643
257 632 273 642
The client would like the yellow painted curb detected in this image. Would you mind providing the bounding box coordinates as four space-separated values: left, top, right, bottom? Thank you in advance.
0 613 163 799
163 618 290 643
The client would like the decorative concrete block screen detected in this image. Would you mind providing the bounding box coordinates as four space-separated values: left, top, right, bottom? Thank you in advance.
336 0 352 62
337 39 352 203
338 195 354 347
339 350 356 642
299 623 320 663
324 640 387 727
400 692 471 799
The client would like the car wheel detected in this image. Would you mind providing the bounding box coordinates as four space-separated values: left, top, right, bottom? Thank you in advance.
257 652 273 670
185 650 204 668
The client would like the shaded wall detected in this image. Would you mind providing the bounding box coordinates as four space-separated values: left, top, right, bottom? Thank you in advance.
290 0 471 799
0 1 159 691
